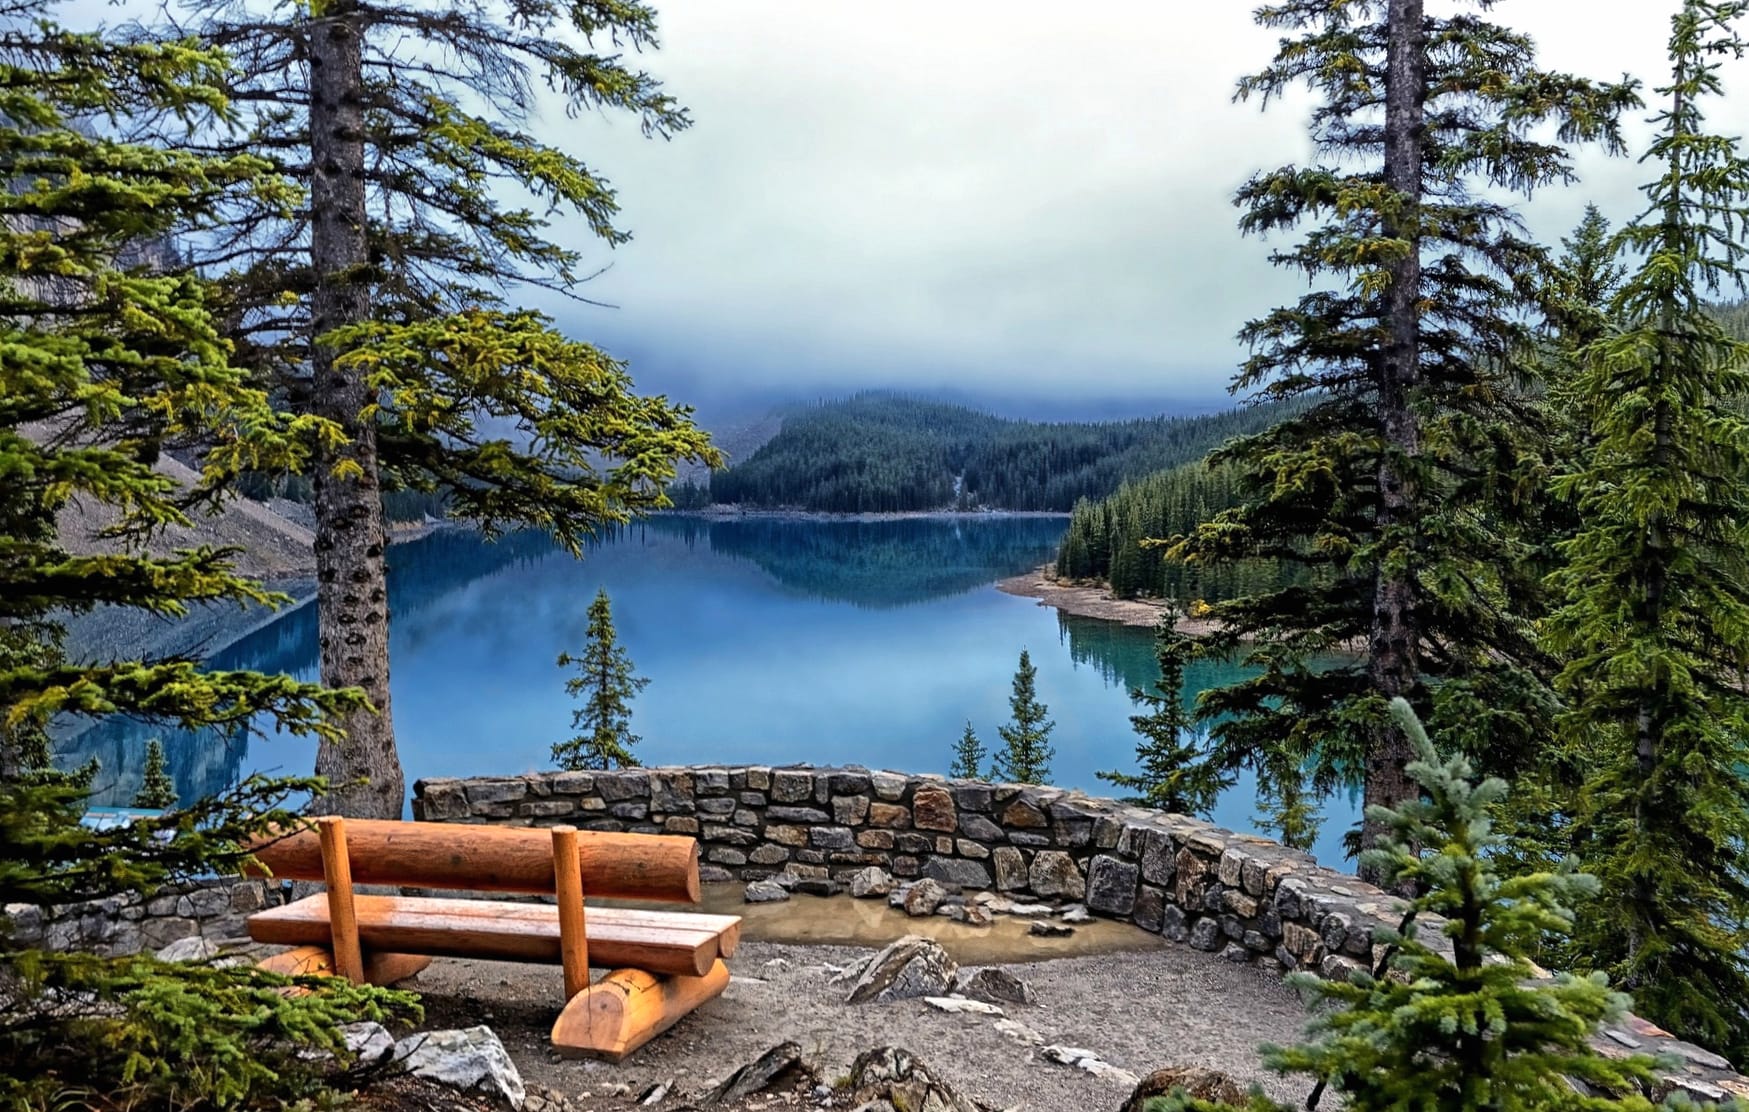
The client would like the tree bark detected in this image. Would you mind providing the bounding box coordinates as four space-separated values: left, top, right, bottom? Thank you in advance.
1361 0 1427 874
308 1 402 818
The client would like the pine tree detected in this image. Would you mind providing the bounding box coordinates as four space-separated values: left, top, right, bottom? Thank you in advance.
552 590 649 771
1163 0 1637 866
1098 609 1230 817
949 721 987 781
133 740 177 810
1159 699 1664 1112
994 649 1054 785
0 7 413 1104
1543 0 1749 1063
130 0 723 817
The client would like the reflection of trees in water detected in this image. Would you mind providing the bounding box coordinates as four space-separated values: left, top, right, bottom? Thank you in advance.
647 516 1067 610
66 528 556 805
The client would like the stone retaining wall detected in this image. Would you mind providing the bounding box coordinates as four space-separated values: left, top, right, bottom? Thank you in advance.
1 878 282 957
413 765 1749 1102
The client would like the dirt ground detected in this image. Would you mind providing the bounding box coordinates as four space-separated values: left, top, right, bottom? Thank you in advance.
995 568 1204 632
410 933 1315 1112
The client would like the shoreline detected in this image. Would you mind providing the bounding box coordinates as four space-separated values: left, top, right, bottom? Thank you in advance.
996 565 1223 634
666 506 1072 523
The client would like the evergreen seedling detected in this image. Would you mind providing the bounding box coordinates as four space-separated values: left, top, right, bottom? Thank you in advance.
949 721 988 780
133 741 177 811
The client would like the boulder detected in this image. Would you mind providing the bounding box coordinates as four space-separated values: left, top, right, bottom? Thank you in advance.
154 937 222 963
849 866 894 899
1029 851 1086 901
902 878 948 917
844 935 957 1004
953 967 1035 1006
340 1022 396 1063
392 1026 525 1109
922 857 992 890
705 1041 814 1104
1119 1067 1251 1112
843 1047 990 1112
743 880 790 904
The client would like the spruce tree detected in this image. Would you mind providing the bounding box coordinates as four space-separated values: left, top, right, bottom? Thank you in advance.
133 740 177 810
1098 609 1230 817
949 721 987 781
1157 700 1665 1112
553 589 649 771
0 7 413 1104
1164 0 1637 864
994 649 1054 785
1543 0 1749 1062
129 0 722 817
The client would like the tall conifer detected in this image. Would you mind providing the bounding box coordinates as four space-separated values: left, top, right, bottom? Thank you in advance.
133 741 177 810
553 589 648 771
994 649 1054 785
1544 0 1749 1062
1165 0 1636 863
1098 609 1230 816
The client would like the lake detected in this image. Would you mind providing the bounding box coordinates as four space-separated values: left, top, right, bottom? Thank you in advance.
63 516 1357 865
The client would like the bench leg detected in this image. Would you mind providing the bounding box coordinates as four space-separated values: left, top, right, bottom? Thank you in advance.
550 960 731 1062
259 945 432 987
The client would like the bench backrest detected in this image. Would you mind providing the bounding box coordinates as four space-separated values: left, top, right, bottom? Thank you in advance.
250 818 701 903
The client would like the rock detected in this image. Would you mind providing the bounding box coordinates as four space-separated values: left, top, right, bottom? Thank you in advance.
1086 855 1140 916
706 1041 813 1104
1041 1045 1141 1089
953 967 1035 1006
1028 851 1086 900
993 846 1028 891
924 995 1005 1016
1006 902 1055 918
844 935 958 1004
341 1022 396 1063
742 880 790 904
1029 921 1075 938
902 878 949 917
849 866 894 899
952 902 995 926
1119 1067 1252 1112
1059 904 1092 924
844 1047 986 1112
922 857 992 890
912 787 958 832
392 1026 526 1109
154 937 222 963
995 1018 1045 1046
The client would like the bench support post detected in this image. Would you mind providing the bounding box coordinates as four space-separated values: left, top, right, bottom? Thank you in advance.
551 826 589 999
318 816 365 984
550 960 730 1063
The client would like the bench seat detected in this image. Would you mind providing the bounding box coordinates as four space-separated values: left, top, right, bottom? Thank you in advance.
249 895 741 978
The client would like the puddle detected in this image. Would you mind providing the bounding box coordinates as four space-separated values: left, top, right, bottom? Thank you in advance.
605 884 1167 966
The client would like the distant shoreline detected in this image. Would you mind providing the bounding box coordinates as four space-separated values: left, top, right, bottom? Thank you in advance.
667 506 1073 523
995 565 1224 635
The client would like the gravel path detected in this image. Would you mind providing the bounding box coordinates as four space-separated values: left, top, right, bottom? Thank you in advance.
412 938 1315 1111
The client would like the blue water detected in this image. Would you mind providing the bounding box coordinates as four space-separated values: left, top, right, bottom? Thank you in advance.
65 516 1357 864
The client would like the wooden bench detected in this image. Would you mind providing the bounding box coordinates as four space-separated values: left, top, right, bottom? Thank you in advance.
244 816 740 1061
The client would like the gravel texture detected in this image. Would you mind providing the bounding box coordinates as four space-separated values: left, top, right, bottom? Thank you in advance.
410 938 1316 1112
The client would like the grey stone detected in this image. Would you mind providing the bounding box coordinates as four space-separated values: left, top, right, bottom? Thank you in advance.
1133 886 1166 933
709 848 747 867
869 772 908 801
549 771 594 795
138 917 198 950
849 867 894 899
1162 905 1189 943
743 880 791 903
606 802 648 820
953 967 1034 1005
766 806 831 823
1059 904 1092 924
771 770 814 803
392 1026 526 1109
1000 799 1048 828
993 847 1027 891
709 1041 808 1104
341 1021 396 1063
809 826 856 851
1086 855 1139 916
1140 830 1176 886
1048 799 1100 847
832 795 870 825
922 857 991 891
176 887 232 919
950 783 995 812
903 879 949 917
1189 917 1223 951
1008 832 1052 847
649 773 695 813
594 771 650 801
845 1047 984 1112
957 813 1005 843
155 937 222 963
844 936 957 1004
829 771 873 795
955 839 990 859
1028 851 1086 900
702 824 760 846
1028 921 1074 938
749 844 790 866
462 779 527 806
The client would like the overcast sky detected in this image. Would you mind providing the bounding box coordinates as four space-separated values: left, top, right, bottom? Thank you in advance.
521 0 1749 417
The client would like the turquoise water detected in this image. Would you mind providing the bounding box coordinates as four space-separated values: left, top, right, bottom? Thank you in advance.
65 516 1357 864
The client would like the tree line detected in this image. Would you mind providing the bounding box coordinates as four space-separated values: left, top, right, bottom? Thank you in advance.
707 392 1290 513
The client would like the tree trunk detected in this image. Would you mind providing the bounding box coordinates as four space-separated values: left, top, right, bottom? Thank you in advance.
1361 0 1427 875
308 2 402 818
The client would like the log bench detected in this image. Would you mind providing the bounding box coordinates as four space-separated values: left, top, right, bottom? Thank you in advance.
244 816 740 1061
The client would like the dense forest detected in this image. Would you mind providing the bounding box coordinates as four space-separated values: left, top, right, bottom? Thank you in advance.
706 393 1290 513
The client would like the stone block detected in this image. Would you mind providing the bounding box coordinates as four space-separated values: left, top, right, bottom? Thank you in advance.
695 768 731 794
958 814 1004 842
956 839 990 860
870 803 911 828
709 848 747 867
1028 851 1085 900
177 888 232 920
1141 830 1176 886
1162 904 1189 943
767 806 830 823
702 824 761 846
228 883 269 914
1241 856 1268 897
771 770 813 803
697 797 737 815
1094 817 1124 849
1047 799 1099 847
870 772 909 801
833 795 870 825
738 791 768 807
520 800 576 818
923 857 991 890
1008 832 1052 847
1188 916 1223 952
749 844 791 866
857 830 895 849
650 772 695 813
733 809 761 827
462 779 527 806
993 847 1027 891
912 788 957 832
1086 855 1139 916
1222 890 1260 919
664 816 701 835
419 782 472 819
950 783 995 812
829 771 873 795
549 771 593 795
1000 799 1048 828
1133 886 1166 933
892 855 921 877
894 832 934 855
810 826 856 851
607 802 648 821
139 917 198 950
595 772 650 802
745 768 771 790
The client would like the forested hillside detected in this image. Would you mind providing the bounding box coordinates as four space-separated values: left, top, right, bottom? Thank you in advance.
707 393 1287 512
